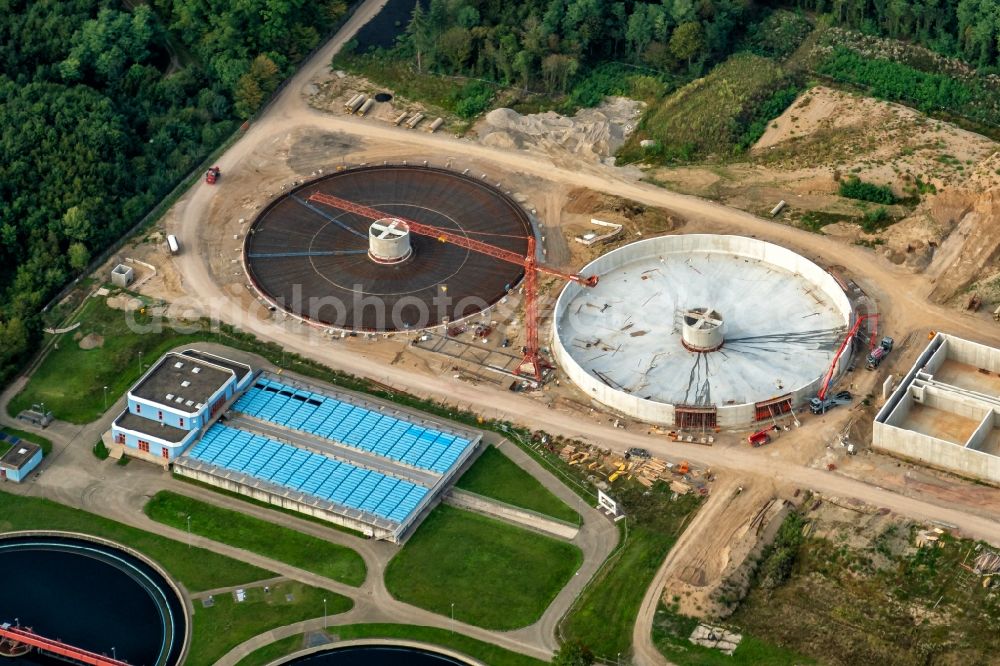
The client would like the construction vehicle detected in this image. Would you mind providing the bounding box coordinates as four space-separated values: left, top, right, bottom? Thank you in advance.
812 313 880 411
866 336 894 369
308 192 599 381
747 425 776 447
810 390 852 414
205 166 221 184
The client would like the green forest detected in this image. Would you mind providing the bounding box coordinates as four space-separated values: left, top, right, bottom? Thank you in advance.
0 0 346 386
358 0 1000 100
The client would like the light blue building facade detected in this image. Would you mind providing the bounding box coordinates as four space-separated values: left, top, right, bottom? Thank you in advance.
0 439 43 483
111 350 254 463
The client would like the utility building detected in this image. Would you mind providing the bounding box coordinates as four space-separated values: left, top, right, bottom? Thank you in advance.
0 438 42 483
110 350 253 464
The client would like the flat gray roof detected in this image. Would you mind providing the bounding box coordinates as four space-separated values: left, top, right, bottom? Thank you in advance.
114 410 190 443
181 349 251 381
0 441 41 469
131 352 233 414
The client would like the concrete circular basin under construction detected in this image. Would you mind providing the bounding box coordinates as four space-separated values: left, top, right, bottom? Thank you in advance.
551 234 853 429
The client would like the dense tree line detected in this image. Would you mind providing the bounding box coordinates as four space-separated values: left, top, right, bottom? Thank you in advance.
0 0 346 385
393 0 752 94
784 0 1000 69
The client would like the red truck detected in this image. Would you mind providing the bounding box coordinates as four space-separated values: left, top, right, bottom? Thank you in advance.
205 166 221 184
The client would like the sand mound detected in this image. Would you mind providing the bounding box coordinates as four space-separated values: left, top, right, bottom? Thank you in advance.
874 152 1000 303
78 333 104 350
106 294 143 312
475 97 642 162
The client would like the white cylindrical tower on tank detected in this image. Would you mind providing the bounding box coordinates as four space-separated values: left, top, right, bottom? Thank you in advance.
368 218 412 264
681 307 724 352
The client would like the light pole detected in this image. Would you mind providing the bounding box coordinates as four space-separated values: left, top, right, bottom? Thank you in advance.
450 602 455 633
138 350 143 374
103 385 108 411
186 515 191 548
112 647 116 661
323 597 327 628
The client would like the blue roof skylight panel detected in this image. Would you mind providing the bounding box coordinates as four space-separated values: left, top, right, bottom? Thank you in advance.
293 454 324 481
359 477 397 511
285 403 316 429
345 477 379 508
213 441 243 468
332 467 367 500
386 434 418 461
270 449 311 485
299 460 334 494
319 464 351 496
358 425 390 452
231 448 256 471
415 445 446 470
244 442 281 475
303 404 333 431
401 445 426 465
325 403 353 429
256 396 285 420
314 463 346 498
342 415 378 445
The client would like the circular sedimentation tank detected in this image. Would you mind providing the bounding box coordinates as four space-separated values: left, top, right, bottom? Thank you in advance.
245 165 531 332
0 534 187 666
552 235 853 429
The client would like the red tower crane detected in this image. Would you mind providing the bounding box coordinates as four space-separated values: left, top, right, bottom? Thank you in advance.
816 312 880 400
307 191 599 381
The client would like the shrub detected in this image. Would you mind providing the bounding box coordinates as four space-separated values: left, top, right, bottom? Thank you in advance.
93 440 109 460
742 10 814 60
839 177 897 204
449 81 494 119
861 206 892 232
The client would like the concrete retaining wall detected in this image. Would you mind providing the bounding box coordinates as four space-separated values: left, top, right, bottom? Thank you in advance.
171 465 391 541
874 332 1000 485
552 234 852 429
874 421 1000 483
946 336 1000 372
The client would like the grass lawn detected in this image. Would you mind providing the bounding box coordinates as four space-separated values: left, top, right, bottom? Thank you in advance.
145 491 366 586
0 427 53 456
385 505 582 630
235 634 304 666
189 581 352 665
0 490 270 591
561 491 702 659
7 297 215 424
455 445 579 524
652 602 814 665
237 625 548 666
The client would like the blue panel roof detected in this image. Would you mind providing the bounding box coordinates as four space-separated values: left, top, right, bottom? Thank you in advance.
187 424 429 523
232 379 473 474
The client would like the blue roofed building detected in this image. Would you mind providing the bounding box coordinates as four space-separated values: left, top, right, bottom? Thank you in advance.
110 349 254 463
110 348 482 542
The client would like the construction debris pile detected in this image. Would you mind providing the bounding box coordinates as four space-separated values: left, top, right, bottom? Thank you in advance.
476 97 642 161
555 442 710 495
972 549 1000 576
688 624 743 655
